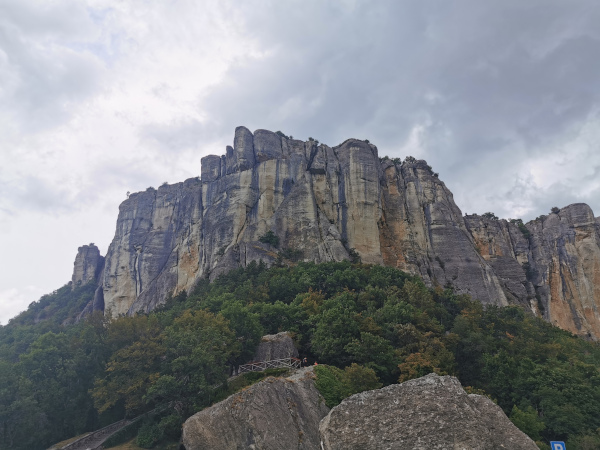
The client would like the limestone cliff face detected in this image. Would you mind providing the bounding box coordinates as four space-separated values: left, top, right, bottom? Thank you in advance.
92 127 600 339
71 244 104 288
465 204 600 339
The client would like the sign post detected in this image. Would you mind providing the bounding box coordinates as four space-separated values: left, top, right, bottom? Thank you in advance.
550 442 566 450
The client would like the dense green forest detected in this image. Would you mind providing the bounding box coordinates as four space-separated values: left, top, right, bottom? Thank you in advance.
1 261 600 449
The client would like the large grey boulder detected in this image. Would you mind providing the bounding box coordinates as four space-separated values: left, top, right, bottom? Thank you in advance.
319 373 538 450
253 331 299 361
182 367 329 450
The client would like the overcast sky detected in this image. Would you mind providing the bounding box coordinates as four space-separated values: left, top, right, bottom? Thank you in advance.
1 0 600 324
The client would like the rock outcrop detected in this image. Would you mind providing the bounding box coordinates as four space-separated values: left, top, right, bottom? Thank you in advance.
82 127 600 339
465 204 600 339
71 244 104 288
181 367 329 450
253 332 299 362
319 373 538 450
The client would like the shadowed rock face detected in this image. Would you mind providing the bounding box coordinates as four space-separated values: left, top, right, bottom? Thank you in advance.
181 367 329 450
90 127 600 339
319 373 538 450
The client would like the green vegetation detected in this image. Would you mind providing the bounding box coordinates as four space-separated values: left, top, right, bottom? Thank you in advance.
482 212 499 220
510 218 532 240
1 262 600 449
258 230 280 248
314 364 382 408
278 248 303 262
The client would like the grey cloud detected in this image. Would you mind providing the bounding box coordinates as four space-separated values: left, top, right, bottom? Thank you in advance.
2 176 75 215
140 118 208 154
195 0 600 221
0 1 105 131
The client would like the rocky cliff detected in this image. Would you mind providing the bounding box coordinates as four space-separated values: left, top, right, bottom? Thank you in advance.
71 244 104 288
76 127 600 338
319 373 538 449
465 204 600 339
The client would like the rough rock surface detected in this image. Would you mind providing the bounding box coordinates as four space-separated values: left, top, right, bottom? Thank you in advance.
181 367 328 450
253 332 299 362
90 127 600 338
465 204 600 339
319 373 538 450
71 244 104 288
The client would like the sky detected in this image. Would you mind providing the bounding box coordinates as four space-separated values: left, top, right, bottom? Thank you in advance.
1 0 600 324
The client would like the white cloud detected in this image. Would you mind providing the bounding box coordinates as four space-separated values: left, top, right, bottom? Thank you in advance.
0 286 44 325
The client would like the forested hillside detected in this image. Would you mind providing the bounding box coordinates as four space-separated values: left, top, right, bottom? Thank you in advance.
1 262 600 449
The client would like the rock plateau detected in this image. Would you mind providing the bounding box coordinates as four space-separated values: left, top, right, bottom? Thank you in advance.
73 127 600 339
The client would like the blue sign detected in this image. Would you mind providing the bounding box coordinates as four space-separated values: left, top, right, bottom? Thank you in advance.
550 442 566 450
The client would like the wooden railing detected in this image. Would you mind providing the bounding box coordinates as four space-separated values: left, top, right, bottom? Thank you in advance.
238 357 301 374
58 419 129 450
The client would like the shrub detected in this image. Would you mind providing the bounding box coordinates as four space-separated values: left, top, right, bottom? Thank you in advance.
259 231 279 248
314 364 382 408
509 218 531 239
279 248 303 262
158 413 184 440
348 248 361 264
510 405 545 442
136 421 162 448
482 212 499 220
551 206 560 214
275 131 289 139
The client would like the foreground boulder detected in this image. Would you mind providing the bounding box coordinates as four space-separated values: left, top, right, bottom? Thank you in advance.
319 373 537 450
182 367 329 450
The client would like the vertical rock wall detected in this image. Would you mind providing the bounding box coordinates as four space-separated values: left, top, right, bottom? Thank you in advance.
71 244 104 288
91 127 600 339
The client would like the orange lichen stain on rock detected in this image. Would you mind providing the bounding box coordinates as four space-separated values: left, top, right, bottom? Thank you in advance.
384 166 400 195
180 246 199 274
583 307 600 340
177 245 199 290
472 235 490 260
378 212 409 270
548 258 580 335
